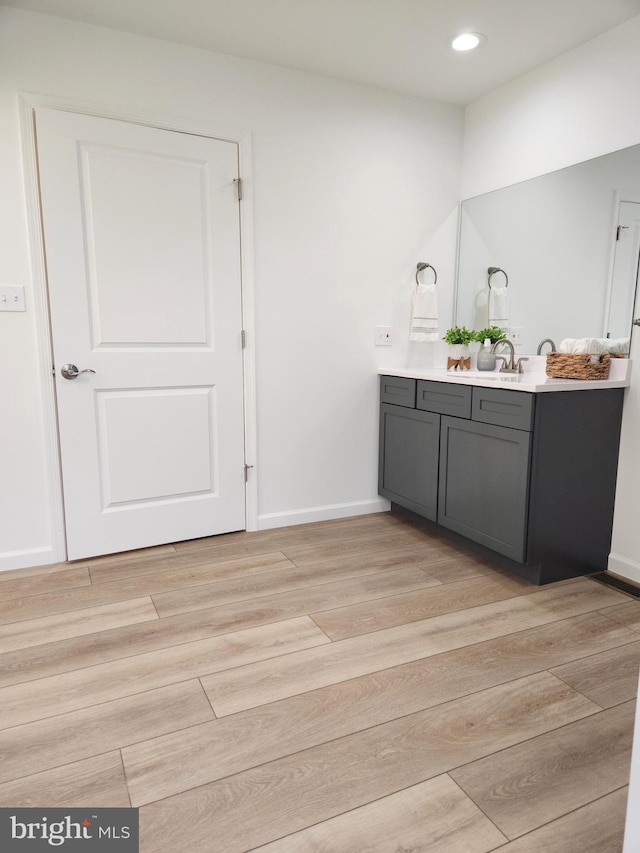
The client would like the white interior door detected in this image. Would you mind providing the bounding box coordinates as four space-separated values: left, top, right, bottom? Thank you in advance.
36 108 246 560
606 200 640 341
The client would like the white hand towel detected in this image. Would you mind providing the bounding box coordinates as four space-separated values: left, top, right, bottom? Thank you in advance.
409 283 438 342
488 285 509 327
596 337 630 354
559 337 604 354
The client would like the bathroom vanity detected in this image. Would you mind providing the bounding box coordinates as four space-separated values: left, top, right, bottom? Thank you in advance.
378 361 630 584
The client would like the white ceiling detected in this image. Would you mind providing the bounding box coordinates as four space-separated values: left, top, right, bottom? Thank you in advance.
3 0 640 104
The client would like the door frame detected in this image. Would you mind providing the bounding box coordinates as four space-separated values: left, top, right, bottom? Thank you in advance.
603 190 640 340
18 92 258 564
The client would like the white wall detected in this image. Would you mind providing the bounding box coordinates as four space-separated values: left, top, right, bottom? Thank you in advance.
462 14 640 199
0 7 463 568
461 14 640 850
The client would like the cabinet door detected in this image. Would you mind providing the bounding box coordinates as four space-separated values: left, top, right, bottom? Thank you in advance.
438 416 531 561
379 404 440 521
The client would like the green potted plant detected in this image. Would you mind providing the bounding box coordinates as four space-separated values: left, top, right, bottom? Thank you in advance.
473 326 507 344
443 325 474 346
443 326 474 367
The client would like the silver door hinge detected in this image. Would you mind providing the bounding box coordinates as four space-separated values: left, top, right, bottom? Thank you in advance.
52 364 56 376
233 177 243 201
244 463 254 482
241 329 246 348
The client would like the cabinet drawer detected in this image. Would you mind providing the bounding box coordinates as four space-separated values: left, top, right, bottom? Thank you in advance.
417 380 472 418
472 387 534 431
380 375 416 408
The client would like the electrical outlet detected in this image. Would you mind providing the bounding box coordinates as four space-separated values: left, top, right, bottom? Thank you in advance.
508 327 523 346
375 326 393 346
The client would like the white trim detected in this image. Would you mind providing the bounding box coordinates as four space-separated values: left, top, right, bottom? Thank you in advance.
607 552 640 585
18 92 258 562
18 96 67 564
258 498 391 531
452 200 464 327
18 92 249 143
237 136 258 532
602 189 640 338
0 546 58 573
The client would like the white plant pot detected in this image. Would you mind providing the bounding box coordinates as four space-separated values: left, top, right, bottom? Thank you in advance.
448 344 469 360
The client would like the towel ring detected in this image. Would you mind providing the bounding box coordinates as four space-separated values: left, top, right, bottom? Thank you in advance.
416 262 437 286
488 266 508 288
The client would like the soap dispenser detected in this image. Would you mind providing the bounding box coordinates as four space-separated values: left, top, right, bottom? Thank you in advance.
476 338 497 371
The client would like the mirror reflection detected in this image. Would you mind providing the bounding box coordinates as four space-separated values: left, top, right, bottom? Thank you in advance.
455 144 640 354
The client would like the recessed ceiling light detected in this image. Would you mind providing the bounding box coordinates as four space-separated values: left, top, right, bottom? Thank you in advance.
451 32 486 52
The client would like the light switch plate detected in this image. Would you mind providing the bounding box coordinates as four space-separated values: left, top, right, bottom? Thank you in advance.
375 326 393 346
0 285 26 312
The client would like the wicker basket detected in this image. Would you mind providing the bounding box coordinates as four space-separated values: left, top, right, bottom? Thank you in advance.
546 352 610 380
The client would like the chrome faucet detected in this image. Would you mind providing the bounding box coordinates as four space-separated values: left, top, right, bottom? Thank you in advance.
536 338 556 355
491 338 528 374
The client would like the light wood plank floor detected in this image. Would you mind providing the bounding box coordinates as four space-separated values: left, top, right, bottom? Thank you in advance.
1 511 638 852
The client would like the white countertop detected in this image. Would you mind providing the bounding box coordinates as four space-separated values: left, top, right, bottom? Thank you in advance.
379 355 631 393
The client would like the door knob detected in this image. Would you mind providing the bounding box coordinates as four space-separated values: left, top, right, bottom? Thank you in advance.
634 319 640 327
61 363 96 380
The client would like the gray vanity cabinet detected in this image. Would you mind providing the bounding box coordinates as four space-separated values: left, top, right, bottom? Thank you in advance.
438 416 530 562
378 374 624 584
379 404 440 521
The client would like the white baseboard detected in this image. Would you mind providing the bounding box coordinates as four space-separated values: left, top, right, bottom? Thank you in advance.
607 553 640 585
257 498 391 531
0 546 58 573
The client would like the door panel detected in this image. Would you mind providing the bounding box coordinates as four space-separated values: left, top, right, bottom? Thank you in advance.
83 143 212 345
36 108 246 559
378 404 440 521
96 387 216 506
438 416 530 562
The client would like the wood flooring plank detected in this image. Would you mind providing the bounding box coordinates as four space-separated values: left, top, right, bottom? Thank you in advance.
153 565 440 621
0 560 432 689
0 616 328 730
70 543 177 568
551 641 640 709
281 529 446 566
203 579 628 717
0 680 214 785
138 672 597 852
250 775 508 853
312 572 538 640
172 512 406 554
123 611 636 806
0 552 295 626
450 700 636 840
0 561 93 582
150 547 445 619
491 787 628 853
0 542 173 584
0 557 448 690
600 601 640 632
0 567 90 602
0 752 130 808
0 596 158 654
87 544 292 585
417 554 500 583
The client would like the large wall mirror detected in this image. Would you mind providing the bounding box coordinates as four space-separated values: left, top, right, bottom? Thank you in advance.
454 144 640 354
